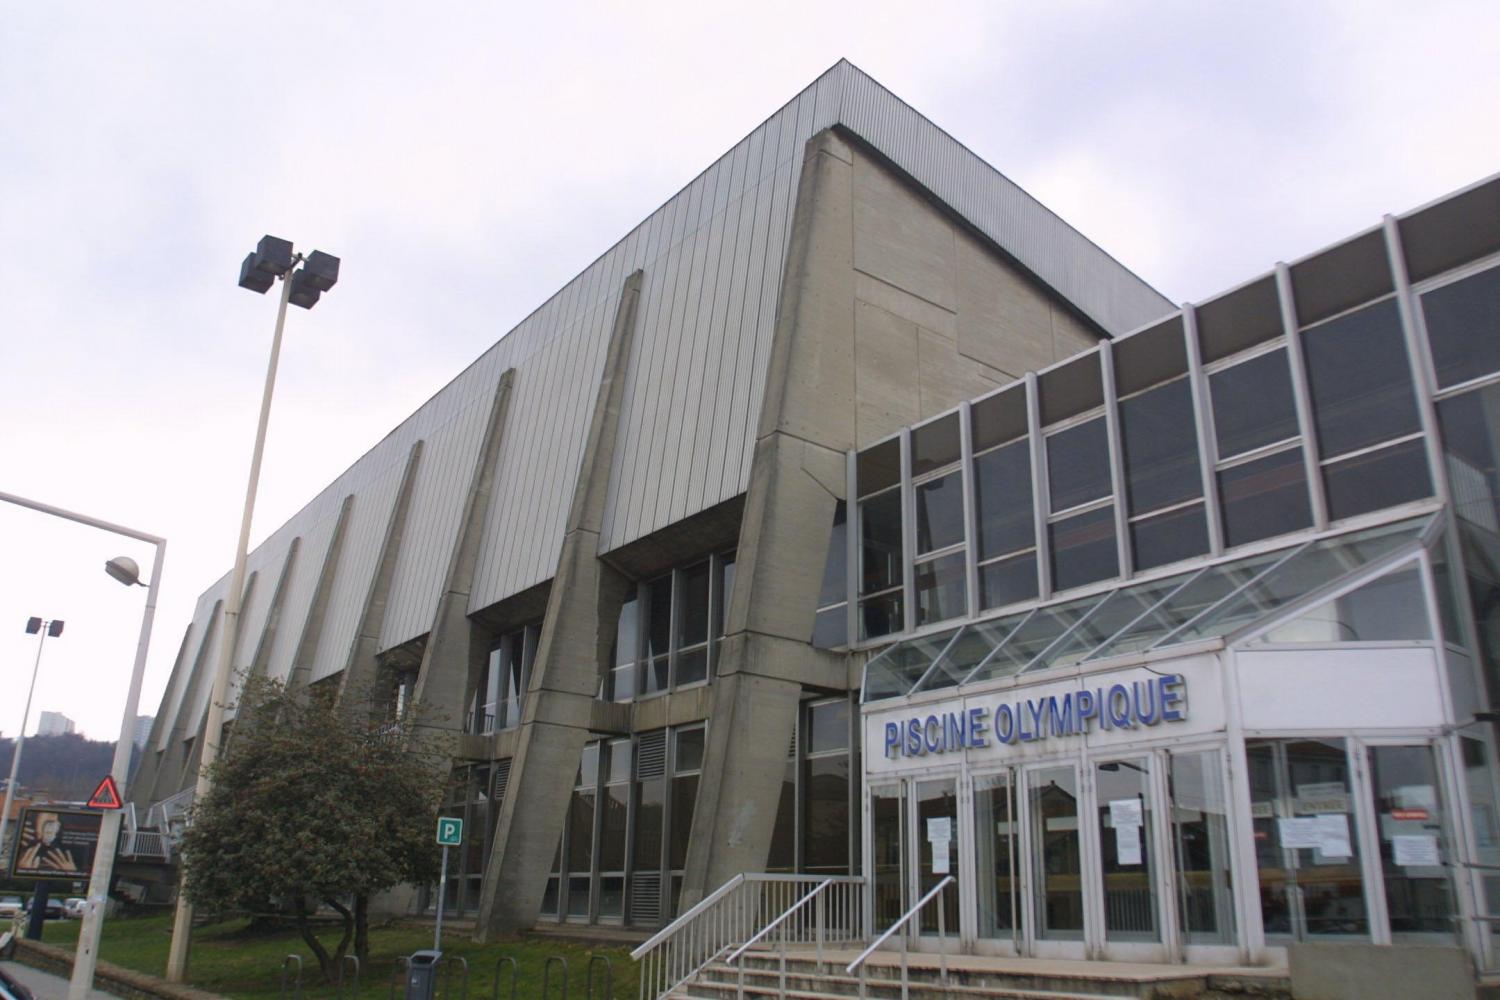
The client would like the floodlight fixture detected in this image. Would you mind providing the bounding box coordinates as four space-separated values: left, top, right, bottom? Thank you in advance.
238 253 274 294
253 235 295 277
25 616 41 634
287 268 322 309
48 619 64 637
105 556 143 587
300 250 340 292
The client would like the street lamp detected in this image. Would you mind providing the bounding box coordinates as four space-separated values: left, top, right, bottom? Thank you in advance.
166 236 339 982
0 491 165 1000
0 617 64 867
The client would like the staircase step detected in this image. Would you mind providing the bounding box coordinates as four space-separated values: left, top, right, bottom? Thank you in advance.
687 968 1131 1000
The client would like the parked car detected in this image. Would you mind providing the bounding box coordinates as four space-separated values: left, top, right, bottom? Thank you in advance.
0 897 21 917
63 898 86 919
22 898 64 920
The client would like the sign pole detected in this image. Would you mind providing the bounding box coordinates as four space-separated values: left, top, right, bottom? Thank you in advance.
434 845 448 952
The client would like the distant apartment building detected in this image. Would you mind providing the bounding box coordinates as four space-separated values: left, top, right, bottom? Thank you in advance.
133 715 154 749
36 712 75 736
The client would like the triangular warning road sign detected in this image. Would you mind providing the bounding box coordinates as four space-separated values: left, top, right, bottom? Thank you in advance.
87 775 123 810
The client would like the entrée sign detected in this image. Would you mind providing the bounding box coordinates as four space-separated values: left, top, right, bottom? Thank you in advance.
883 673 1186 759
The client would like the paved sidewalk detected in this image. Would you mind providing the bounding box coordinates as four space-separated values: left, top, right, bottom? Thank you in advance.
0 961 118 1000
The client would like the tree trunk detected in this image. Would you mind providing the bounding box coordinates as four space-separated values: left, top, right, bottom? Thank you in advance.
354 894 370 963
325 897 355 981
294 898 335 983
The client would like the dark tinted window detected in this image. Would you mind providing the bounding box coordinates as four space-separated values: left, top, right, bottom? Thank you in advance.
915 551 967 626
912 412 960 476
1323 439 1432 521
817 502 847 607
975 439 1033 558
857 438 901 496
1302 299 1420 459
980 552 1037 611
1049 505 1118 591
915 470 965 554
1046 417 1111 512
1130 504 1210 572
1119 378 1202 514
860 489 902 595
860 592 903 640
1422 266 1500 389
1218 448 1312 548
1438 386 1500 530
1210 349 1299 458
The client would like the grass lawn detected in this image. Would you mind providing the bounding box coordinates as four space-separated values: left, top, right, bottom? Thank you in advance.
37 913 641 1000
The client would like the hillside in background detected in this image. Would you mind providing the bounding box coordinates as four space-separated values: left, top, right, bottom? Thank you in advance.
0 732 125 801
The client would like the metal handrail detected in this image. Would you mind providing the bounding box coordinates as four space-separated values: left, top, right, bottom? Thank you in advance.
847 876 954 1000
725 879 831 964
631 872 865 1000
630 873 746 958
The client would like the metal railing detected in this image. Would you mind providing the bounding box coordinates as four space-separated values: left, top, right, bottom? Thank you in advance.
630 873 865 1000
846 875 955 1000
725 877 864 998
121 829 170 860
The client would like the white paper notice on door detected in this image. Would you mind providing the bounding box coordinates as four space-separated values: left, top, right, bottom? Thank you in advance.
1312 814 1352 859
1393 834 1440 868
1116 824 1142 866
1277 817 1320 849
932 840 950 874
1109 798 1144 829
927 817 952 843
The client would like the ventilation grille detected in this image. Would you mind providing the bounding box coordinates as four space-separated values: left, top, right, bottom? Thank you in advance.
637 730 667 779
630 871 662 925
493 759 512 806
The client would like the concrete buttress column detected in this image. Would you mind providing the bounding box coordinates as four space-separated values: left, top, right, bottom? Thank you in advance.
410 369 516 726
476 271 644 938
681 129 857 905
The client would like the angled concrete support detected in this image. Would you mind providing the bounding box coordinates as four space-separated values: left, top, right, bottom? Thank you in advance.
680 129 856 905
411 369 517 727
476 271 643 938
128 627 194 808
326 441 425 707
285 495 356 693
246 537 301 681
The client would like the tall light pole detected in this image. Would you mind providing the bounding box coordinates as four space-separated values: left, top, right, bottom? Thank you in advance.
165 237 339 982
0 616 64 864
0 491 165 1000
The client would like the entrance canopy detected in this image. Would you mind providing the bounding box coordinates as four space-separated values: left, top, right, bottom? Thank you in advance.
861 515 1436 703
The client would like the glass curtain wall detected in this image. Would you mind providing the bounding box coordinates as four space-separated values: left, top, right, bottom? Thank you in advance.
433 763 497 916
471 623 540 733
538 723 703 927
765 696 859 877
972 387 1038 611
912 413 968 626
859 438 905 638
603 551 735 702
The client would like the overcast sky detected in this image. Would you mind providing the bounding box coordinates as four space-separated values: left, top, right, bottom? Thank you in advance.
3 1 1499 746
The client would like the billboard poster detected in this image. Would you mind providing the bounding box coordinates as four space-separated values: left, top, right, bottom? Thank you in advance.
9 808 102 879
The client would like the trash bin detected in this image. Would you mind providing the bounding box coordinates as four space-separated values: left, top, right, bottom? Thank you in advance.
405 950 442 1000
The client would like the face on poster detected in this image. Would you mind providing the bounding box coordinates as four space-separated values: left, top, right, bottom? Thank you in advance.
10 808 101 879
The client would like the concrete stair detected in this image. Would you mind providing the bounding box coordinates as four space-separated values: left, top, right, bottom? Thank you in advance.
667 950 1291 1000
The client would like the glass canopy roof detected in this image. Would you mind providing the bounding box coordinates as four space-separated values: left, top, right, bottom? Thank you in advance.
860 516 1434 703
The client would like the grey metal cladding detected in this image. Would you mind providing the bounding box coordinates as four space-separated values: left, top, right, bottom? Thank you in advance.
155 60 1172 724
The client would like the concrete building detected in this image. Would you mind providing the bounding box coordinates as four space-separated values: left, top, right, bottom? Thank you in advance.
36 712 75 736
132 715 153 750
132 60 1500 989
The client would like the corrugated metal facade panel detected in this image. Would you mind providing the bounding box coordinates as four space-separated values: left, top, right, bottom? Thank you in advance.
155 61 1172 732
306 451 408 683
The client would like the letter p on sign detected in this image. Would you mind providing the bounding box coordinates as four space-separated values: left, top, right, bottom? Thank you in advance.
437 817 464 846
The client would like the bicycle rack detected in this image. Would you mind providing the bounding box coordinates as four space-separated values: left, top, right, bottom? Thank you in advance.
388 955 411 1000
441 955 469 1000
337 954 361 1000
279 955 303 1000
585 954 612 1000
490 957 518 1000
542 955 568 1000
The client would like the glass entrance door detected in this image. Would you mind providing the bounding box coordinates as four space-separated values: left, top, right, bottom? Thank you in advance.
1247 738 1370 940
1367 744 1459 942
1027 764 1086 951
914 779 960 937
974 771 1021 951
870 782 907 933
1168 749 1237 948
